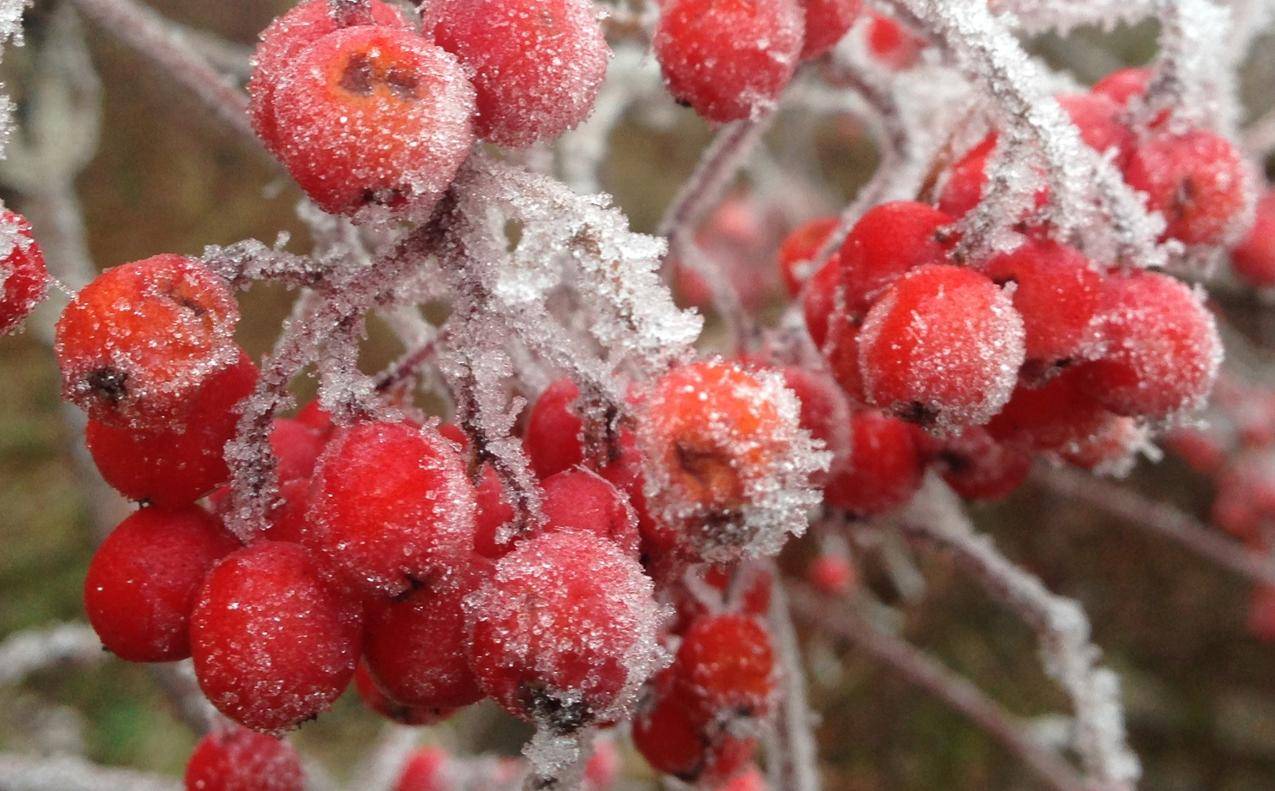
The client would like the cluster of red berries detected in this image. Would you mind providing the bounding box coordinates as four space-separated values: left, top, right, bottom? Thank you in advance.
768 67 1241 513
248 0 608 219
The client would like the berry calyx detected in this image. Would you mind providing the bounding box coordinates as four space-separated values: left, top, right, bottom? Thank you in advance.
184 726 304 791
0 210 49 335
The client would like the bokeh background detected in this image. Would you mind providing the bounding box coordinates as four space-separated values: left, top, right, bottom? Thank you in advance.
2 2 1275 788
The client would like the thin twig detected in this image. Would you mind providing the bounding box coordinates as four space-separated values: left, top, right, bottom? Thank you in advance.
788 585 1088 791
0 624 104 687
766 576 822 791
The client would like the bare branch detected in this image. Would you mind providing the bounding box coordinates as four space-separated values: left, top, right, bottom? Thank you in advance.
766 576 821 791
0 624 104 687
0 753 180 791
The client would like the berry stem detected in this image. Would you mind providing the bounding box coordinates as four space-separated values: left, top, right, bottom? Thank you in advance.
765 572 822 791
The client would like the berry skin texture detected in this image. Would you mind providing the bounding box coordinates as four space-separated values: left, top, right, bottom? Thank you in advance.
824 409 924 517
430 0 611 147
55 254 239 426
524 379 586 478
185 726 304 791
632 679 756 785
190 541 362 733
801 258 842 350
269 26 476 220
306 420 477 597
464 530 663 733
778 217 837 296
355 662 455 726
981 239 1105 371
1092 67 1151 107
1123 130 1248 246
797 0 860 59
835 201 955 319
866 12 924 70
985 367 1109 452
84 506 239 663
363 570 487 711
931 426 1032 502
248 0 407 155
1231 188 1275 287
858 264 1026 431
654 0 804 123
0 210 49 335
675 614 776 722
1078 271 1221 421
86 350 258 507
937 135 996 220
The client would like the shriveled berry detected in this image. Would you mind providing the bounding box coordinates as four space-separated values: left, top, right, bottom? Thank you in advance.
86 350 258 507
798 0 860 59
524 379 586 478
932 426 1032 501
431 0 610 147
84 506 239 662
835 201 955 319
363 569 486 710
355 662 454 725
654 0 804 122
270 26 476 220
307 420 477 597
55 254 239 425
1077 271 1220 420
185 726 304 791
248 0 407 155
858 264 1025 431
0 210 49 335
190 541 362 733
981 239 1104 370
1123 130 1248 246
824 409 924 517
464 530 663 733
1231 188 1275 287
778 217 837 296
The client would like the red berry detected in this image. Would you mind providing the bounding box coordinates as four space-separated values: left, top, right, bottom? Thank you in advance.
1249 586 1275 643
1164 425 1227 476
190 541 362 732
473 463 518 558
835 201 955 319
1231 188 1275 287
798 0 860 59
807 554 854 595
1059 414 1144 475
780 366 854 465
1056 93 1134 159
981 239 1105 370
985 367 1109 452
720 766 768 791
86 350 258 507
937 135 997 219
599 428 668 562
524 379 586 478
673 563 773 632
269 26 476 219
654 0 804 122
395 746 450 791
778 217 837 296
295 400 335 433
1077 271 1220 420
270 417 328 482
185 726 304 791
354 662 454 725
866 12 924 70
306 420 477 597
84 506 239 662
1123 130 1248 246
540 468 639 557
0 210 49 335
430 0 610 147
248 0 408 155
801 258 841 350
931 426 1032 501
632 680 756 784
824 409 924 517
675 614 776 721
858 264 1025 431
584 737 621 791
363 569 486 710
1092 67 1151 107
1211 453 1275 542
464 530 662 732
55 254 239 426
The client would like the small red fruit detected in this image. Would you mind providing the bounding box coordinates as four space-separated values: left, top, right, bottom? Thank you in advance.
632 680 756 784
354 663 454 726
778 217 837 296
524 378 586 478
675 613 776 721
1092 67 1151 107
866 12 924 70
185 726 304 791
190 541 362 733
798 0 860 59
985 367 1109 452
807 554 855 595
932 426 1032 501
1123 130 1248 246
395 746 450 791
1231 188 1275 287
824 409 924 517
835 201 955 319
0 210 49 335
84 506 239 662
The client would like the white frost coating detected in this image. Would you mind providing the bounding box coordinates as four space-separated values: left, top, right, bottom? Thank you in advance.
988 0 1156 34
899 478 1141 790
1144 0 1241 136
0 623 103 687
0 753 180 791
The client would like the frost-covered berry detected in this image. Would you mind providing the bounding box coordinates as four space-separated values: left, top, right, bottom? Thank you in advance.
632 678 756 784
248 0 407 155
778 217 837 296
0 210 49 335
355 662 454 725
638 359 824 563
866 12 924 70
981 239 1105 371
185 726 304 791
395 746 450 791
985 367 1109 452
430 0 610 147
1078 271 1221 420
1059 414 1145 476
653 0 804 123
190 541 362 733
801 257 842 350
306 420 477 597
84 506 238 663
797 0 860 59
1091 67 1151 107
931 426 1032 502
539 468 640 557
824 409 923 517
835 201 955 320
524 378 586 478
1123 130 1248 246
363 568 486 711
780 366 854 465
1056 93 1134 159
938 135 997 220
463 530 663 733
1231 188 1275 287
86 350 257 507
55 254 239 426
269 26 476 220
675 614 775 721
858 264 1025 431
473 463 517 558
